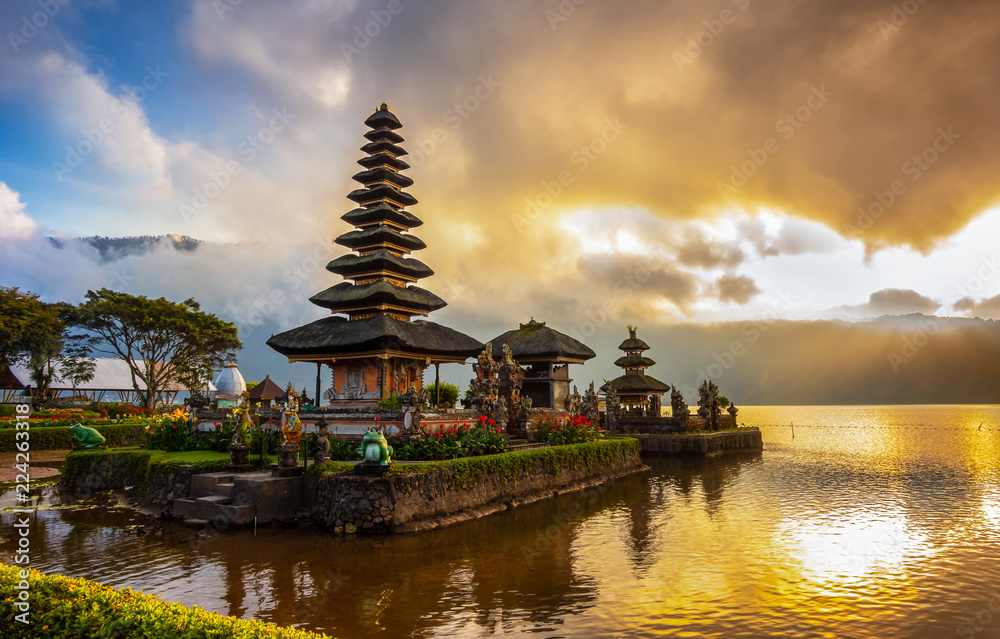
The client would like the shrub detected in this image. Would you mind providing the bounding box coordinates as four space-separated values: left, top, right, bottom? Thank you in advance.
376 392 402 410
0 405 16 417
535 413 601 446
0 564 333 639
0 423 148 453
395 420 508 461
424 382 460 407
146 415 202 452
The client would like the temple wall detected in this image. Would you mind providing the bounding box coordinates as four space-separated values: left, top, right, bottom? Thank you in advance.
628 427 763 457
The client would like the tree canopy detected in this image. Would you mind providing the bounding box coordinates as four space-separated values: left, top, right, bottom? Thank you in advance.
74 289 242 408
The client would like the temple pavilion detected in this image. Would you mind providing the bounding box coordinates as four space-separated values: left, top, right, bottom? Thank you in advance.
267 104 483 407
488 319 596 410
601 326 670 415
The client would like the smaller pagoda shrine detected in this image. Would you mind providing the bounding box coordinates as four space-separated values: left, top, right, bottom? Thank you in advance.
601 326 670 416
248 374 285 409
487 319 596 410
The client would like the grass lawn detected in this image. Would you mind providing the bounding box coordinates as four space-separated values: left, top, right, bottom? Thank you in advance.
148 449 231 463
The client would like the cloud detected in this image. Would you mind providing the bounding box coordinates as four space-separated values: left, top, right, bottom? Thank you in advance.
0 183 37 240
954 294 1000 319
715 274 761 305
832 288 940 318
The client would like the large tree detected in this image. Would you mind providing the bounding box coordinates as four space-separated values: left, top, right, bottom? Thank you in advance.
0 287 93 408
74 289 242 408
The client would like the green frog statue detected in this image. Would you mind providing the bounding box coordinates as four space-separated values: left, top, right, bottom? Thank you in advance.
70 424 106 449
356 428 393 466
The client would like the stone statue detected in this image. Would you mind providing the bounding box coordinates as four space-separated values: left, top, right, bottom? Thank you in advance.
70 424 106 449
314 418 331 464
356 428 393 465
727 403 739 418
231 391 253 446
281 389 303 446
492 396 509 428
582 382 599 421
567 385 582 415
605 385 622 435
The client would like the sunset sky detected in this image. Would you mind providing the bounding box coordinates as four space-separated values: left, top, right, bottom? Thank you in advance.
2 0 999 398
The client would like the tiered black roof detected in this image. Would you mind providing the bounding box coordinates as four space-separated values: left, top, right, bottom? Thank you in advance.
313 103 436 319
268 104 483 361
601 326 670 396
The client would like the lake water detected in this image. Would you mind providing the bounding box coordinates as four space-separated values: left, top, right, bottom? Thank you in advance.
4 405 1000 638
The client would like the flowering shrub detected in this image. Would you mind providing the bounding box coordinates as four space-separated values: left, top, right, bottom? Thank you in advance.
535 414 601 446
396 419 507 461
146 413 201 452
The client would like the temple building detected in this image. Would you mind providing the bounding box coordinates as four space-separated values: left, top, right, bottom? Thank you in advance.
601 326 670 415
247 374 286 409
488 319 596 410
267 104 483 407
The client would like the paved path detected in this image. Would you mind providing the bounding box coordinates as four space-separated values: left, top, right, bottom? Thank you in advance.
0 449 69 482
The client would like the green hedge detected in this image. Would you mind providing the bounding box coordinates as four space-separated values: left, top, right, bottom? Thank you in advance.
0 424 148 453
0 564 333 638
310 437 641 489
60 448 230 492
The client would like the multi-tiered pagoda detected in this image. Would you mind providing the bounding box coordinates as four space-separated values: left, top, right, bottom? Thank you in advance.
267 104 483 406
601 326 670 416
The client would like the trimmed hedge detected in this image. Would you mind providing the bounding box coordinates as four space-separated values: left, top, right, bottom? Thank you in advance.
0 424 148 453
0 564 333 638
310 437 642 489
59 448 230 492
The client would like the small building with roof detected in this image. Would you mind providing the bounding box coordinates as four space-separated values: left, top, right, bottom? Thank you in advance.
487 319 596 410
601 326 671 416
248 374 286 409
212 362 247 408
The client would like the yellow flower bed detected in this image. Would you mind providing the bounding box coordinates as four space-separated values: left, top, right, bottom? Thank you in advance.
0 564 334 638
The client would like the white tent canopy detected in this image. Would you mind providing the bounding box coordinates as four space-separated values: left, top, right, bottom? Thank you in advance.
1 358 217 405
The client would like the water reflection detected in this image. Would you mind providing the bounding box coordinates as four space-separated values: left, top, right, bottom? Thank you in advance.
2 406 1000 638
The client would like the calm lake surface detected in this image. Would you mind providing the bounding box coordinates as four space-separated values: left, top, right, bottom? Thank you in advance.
4 405 1000 638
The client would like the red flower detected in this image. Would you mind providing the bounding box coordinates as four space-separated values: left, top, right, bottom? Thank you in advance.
172 424 178 429
488 418 495 425
479 415 487 422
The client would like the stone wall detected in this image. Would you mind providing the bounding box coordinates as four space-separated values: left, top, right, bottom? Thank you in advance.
630 427 762 456
59 450 227 506
311 438 644 533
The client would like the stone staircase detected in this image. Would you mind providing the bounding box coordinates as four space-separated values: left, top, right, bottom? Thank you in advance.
171 471 309 527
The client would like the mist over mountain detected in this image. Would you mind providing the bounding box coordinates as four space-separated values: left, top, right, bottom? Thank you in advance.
47 235 201 263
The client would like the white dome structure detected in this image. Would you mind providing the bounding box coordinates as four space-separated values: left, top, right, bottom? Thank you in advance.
213 362 247 396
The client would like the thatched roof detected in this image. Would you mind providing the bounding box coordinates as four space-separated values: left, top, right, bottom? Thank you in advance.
614 355 656 368
489 319 596 363
248 375 285 401
267 314 483 359
326 250 433 280
600 374 670 394
309 281 446 314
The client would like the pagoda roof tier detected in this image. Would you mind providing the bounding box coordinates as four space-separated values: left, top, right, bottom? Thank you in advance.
335 226 426 253
600 374 671 394
326 250 434 281
489 319 596 364
363 127 404 144
360 140 407 157
618 336 650 351
348 185 418 208
341 205 422 230
310 280 446 314
352 167 414 189
364 106 402 130
357 154 410 172
267 313 483 360
614 355 657 368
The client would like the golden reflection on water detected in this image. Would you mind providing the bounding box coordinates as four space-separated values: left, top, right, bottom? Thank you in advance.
4 405 1000 638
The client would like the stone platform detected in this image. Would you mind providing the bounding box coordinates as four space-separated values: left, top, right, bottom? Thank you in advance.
629 427 763 456
171 470 310 526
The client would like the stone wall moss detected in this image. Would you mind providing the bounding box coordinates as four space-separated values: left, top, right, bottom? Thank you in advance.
0 423 147 453
59 448 229 502
0 564 333 638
